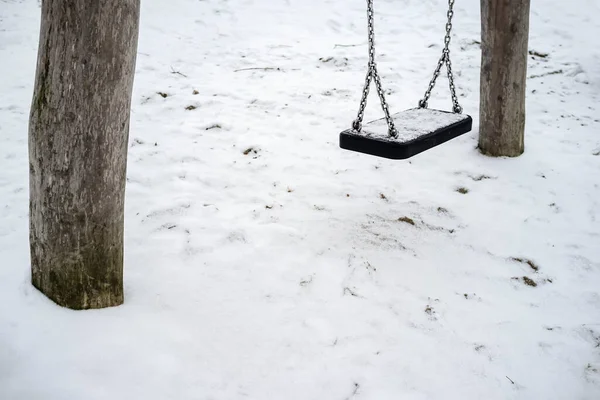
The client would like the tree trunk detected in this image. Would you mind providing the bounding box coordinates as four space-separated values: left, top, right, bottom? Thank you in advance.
479 0 530 157
28 0 140 309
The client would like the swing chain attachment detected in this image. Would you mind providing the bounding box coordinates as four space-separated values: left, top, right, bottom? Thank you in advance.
352 0 398 138
418 0 463 114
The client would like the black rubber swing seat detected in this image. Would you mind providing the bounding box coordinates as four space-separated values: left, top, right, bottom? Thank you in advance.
340 108 472 160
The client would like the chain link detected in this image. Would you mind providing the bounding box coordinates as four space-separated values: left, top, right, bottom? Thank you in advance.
418 0 463 114
352 0 397 138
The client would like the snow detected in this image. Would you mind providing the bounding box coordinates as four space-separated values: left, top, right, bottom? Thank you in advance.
348 108 471 143
1 0 600 399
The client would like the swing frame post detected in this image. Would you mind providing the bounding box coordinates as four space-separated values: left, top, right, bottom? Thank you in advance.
479 0 530 157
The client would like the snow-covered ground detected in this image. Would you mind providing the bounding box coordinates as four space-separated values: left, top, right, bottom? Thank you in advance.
1 0 600 398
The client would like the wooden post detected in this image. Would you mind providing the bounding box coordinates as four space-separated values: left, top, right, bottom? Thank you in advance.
479 0 530 157
28 0 140 309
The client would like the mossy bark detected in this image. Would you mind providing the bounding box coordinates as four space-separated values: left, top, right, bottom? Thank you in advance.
28 0 140 309
479 0 530 157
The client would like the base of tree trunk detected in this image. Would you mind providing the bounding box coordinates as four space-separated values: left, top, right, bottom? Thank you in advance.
478 143 525 158
32 276 124 310
31 234 125 309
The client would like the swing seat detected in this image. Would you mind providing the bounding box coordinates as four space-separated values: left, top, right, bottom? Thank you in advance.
340 108 472 160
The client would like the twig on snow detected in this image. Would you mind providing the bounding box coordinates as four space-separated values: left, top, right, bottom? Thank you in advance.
345 383 360 399
334 43 362 48
170 66 188 78
528 50 549 58
234 67 281 72
528 69 563 79
343 287 362 298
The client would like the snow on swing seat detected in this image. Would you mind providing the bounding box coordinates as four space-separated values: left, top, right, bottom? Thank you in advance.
339 108 472 160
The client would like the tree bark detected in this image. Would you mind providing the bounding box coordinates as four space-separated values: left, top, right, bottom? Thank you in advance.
29 0 140 309
479 0 530 157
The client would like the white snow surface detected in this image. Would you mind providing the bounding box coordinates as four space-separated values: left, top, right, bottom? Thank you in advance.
352 108 470 143
1 0 600 399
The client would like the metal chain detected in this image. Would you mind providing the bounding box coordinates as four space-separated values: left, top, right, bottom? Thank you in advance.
418 0 463 114
352 0 397 137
